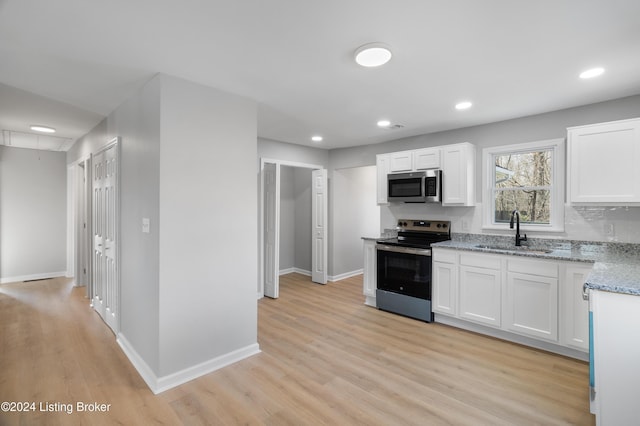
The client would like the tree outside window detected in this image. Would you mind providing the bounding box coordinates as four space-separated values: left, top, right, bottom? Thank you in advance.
483 139 565 232
494 150 552 224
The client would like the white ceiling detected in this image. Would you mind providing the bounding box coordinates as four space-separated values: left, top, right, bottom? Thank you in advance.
1 0 640 151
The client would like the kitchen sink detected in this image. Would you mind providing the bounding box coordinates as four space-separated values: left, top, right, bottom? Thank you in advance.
474 244 554 254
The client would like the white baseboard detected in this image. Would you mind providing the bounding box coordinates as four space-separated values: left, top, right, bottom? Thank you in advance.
278 268 362 282
329 269 363 282
0 271 67 284
279 267 311 276
117 333 261 394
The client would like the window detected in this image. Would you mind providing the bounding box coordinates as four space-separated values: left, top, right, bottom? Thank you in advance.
483 139 565 232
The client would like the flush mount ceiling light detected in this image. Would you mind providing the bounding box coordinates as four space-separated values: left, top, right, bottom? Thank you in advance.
30 125 56 133
455 101 473 110
354 43 392 67
377 119 391 127
311 135 323 142
580 67 605 79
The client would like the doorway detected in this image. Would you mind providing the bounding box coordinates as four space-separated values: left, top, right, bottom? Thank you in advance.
74 157 91 292
259 159 327 299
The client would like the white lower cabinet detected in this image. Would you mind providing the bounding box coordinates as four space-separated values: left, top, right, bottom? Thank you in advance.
432 247 591 355
433 250 457 316
362 239 377 307
561 264 592 351
459 265 502 328
505 259 558 342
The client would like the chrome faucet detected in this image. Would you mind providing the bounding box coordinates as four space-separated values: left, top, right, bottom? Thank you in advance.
509 209 527 246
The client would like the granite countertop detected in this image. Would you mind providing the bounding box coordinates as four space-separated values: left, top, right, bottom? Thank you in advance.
431 234 640 296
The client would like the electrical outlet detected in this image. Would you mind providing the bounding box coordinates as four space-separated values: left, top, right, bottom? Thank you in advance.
142 218 150 233
461 220 469 232
605 223 615 236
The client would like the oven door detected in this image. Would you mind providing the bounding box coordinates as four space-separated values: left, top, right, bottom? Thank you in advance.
376 244 432 300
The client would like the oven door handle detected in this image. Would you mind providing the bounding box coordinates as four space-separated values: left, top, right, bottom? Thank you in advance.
376 244 432 256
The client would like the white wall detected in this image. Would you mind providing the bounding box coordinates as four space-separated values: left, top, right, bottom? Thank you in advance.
0 146 67 283
330 166 379 277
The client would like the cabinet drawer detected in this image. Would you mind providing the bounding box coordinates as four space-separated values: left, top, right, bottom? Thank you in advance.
508 259 558 278
433 249 457 264
460 253 501 270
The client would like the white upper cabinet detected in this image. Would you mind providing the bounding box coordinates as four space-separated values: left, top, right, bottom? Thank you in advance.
442 142 476 206
414 147 441 170
388 151 414 172
376 143 474 205
568 117 640 204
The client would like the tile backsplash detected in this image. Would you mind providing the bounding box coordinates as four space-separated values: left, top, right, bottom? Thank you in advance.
382 203 640 244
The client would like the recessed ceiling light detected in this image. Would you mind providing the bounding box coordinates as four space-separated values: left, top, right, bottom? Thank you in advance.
377 119 391 127
354 43 392 67
30 125 56 133
311 135 323 142
455 101 473 110
579 67 605 79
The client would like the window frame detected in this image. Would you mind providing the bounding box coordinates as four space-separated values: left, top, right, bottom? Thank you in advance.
482 138 565 232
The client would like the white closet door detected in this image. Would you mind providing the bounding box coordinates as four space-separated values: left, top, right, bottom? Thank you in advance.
311 169 327 284
263 162 279 298
92 139 119 334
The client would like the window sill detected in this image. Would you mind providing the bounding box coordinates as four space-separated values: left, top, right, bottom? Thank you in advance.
481 224 565 233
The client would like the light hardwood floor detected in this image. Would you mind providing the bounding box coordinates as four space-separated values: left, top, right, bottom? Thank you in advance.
0 274 594 425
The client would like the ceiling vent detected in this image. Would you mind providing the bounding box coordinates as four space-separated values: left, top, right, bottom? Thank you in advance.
383 124 405 130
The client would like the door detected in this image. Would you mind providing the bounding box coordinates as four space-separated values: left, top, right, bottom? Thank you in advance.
92 139 119 334
263 162 279 298
311 169 327 284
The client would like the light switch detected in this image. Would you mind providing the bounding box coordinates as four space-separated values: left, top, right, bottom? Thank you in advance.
142 218 150 233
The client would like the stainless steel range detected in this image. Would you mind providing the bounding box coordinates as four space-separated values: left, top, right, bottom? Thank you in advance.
376 219 451 322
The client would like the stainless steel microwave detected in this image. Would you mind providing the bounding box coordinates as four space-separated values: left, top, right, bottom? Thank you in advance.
387 170 442 203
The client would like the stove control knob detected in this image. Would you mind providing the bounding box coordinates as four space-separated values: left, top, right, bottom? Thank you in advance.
437 224 442 228
443 223 448 228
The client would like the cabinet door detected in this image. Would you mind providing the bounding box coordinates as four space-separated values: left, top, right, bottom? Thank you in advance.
505 272 558 341
568 118 640 204
561 264 592 351
442 143 475 206
362 240 377 301
389 151 413 172
459 266 501 327
414 148 441 170
433 262 457 316
376 154 390 204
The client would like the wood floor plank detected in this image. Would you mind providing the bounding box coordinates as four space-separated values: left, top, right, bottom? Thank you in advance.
0 273 594 425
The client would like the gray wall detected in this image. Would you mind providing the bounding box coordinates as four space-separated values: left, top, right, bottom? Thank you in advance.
279 166 295 271
67 73 258 380
279 166 313 274
330 166 379 277
157 75 257 376
258 137 329 168
293 168 312 272
0 146 67 282
329 94 640 243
